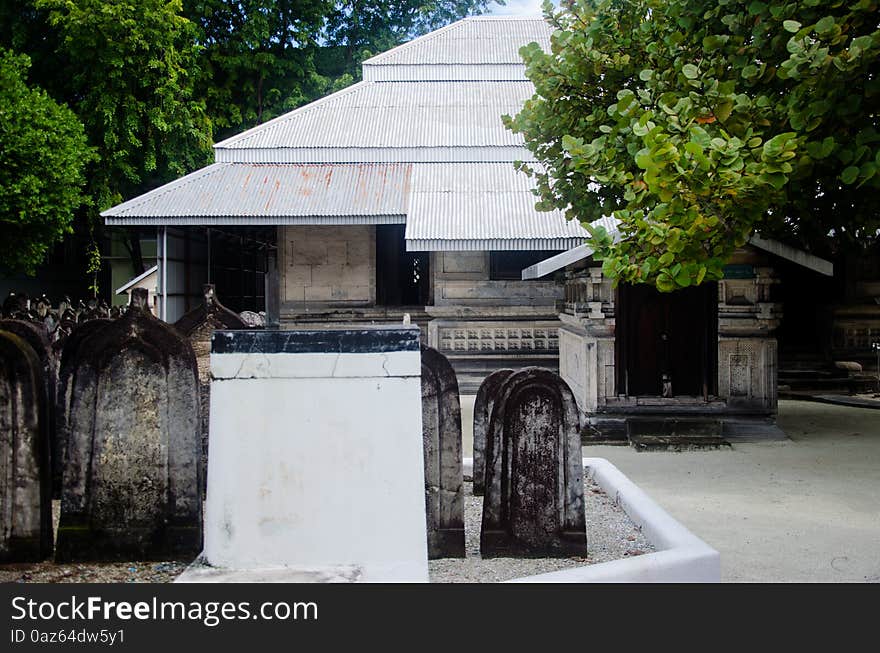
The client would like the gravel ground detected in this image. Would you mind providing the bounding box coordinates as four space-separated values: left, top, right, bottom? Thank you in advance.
1 476 653 584
0 501 188 584
429 475 654 583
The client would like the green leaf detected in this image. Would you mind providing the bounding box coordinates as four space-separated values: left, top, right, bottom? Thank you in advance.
814 16 835 35
682 63 700 79
656 272 676 292
783 20 802 33
841 166 860 184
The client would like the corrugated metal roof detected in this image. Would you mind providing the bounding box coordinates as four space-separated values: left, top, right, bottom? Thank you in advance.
213 81 533 159
404 163 591 250
101 163 411 221
362 17 551 66
102 16 584 249
362 63 529 82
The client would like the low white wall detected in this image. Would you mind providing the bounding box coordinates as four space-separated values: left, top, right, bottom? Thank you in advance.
464 457 720 583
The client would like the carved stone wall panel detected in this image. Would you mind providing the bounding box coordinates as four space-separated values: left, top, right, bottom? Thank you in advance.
718 338 777 411
437 324 559 355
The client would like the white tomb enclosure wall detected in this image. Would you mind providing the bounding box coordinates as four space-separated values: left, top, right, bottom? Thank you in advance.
203 326 429 582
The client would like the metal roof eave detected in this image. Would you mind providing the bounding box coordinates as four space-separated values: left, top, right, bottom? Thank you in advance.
521 244 594 280
105 214 407 227
406 237 586 252
520 233 835 280
115 265 158 295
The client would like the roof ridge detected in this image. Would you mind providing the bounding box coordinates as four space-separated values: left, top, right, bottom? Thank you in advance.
214 81 371 150
362 19 467 66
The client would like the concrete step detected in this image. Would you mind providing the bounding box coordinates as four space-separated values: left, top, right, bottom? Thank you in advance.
628 434 731 452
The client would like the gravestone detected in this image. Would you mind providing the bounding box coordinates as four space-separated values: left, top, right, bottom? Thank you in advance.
56 288 201 561
420 346 465 558
196 327 429 582
0 330 52 561
54 319 112 497
1 319 57 495
480 367 586 557
472 368 514 496
175 285 248 494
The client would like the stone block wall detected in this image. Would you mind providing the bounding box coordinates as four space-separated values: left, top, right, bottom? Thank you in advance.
280 226 375 306
432 252 562 307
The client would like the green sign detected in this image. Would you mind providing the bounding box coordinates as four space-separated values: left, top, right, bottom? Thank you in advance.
723 264 755 279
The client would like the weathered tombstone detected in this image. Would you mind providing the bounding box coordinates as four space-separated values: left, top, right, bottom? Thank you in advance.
56 288 201 561
175 285 248 494
53 319 112 498
480 367 586 557
420 345 465 558
0 330 52 561
2 291 28 319
0 320 57 494
472 368 514 496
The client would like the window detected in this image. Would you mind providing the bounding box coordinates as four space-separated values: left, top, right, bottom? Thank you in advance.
489 250 561 281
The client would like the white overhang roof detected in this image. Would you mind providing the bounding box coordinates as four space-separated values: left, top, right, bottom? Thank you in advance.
115 265 158 295
102 163 410 226
404 163 590 251
521 221 834 279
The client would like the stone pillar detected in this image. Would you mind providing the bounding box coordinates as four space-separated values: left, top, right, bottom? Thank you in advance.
481 367 586 557
717 266 781 412
0 329 52 561
557 268 616 419
420 346 465 558
264 241 280 329
56 288 202 562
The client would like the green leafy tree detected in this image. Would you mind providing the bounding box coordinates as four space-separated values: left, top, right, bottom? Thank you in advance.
322 0 497 74
184 1 497 138
37 0 213 213
183 0 333 138
0 49 92 274
506 0 880 291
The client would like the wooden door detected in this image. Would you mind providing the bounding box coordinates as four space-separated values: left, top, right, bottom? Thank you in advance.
617 282 717 398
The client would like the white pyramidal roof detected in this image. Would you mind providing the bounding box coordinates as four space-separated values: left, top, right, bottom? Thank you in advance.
103 16 593 252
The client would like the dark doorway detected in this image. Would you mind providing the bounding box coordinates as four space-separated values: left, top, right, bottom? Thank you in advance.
376 225 430 306
617 282 718 397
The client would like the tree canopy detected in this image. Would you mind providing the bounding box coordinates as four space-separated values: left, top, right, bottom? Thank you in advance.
0 0 496 278
506 0 880 292
0 49 92 273
185 0 495 140
38 0 214 211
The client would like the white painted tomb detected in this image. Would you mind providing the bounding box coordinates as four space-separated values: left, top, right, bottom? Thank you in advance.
181 326 429 582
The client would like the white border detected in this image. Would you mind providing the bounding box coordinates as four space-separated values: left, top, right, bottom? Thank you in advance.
464 457 721 583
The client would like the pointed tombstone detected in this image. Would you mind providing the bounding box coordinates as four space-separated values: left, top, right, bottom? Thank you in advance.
175 284 248 494
54 319 112 498
481 367 586 558
0 330 52 561
0 320 57 495
472 368 515 496
420 345 465 558
56 288 202 562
